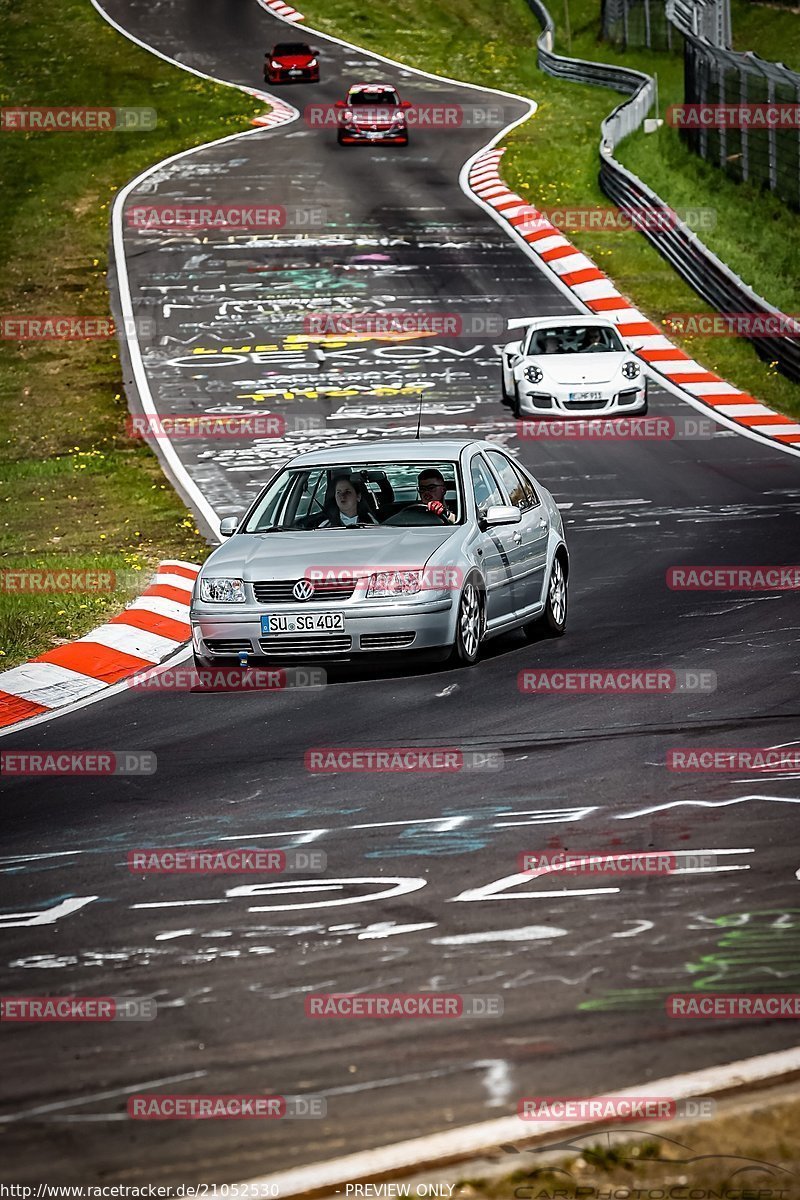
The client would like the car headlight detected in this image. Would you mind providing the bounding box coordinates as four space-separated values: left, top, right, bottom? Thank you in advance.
270 60 283 68
524 364 544 384
366 570 423 598
307 58 317 67
622 360 641 379
200 577 246 603
342 108 353 122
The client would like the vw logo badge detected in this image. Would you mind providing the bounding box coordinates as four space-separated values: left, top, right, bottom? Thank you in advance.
293 579 315 601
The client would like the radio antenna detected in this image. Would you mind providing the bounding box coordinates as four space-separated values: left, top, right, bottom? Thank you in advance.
414 388 424 440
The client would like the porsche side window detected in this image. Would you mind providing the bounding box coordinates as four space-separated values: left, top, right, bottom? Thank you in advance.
470 456 504 514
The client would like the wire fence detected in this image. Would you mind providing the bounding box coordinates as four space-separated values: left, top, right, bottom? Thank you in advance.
601 0 800 211
521 0 800 382
601 0 676 51
682 36 800 210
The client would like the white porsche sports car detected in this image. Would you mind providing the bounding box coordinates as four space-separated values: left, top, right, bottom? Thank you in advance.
500 316 647 418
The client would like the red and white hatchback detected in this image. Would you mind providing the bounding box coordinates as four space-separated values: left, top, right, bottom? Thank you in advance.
335 83 411 146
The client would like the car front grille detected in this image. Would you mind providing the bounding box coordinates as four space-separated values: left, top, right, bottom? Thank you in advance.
258 635 353 656
360 632 416 649
563 399 609 411
253 579 358 603
205 639 253 654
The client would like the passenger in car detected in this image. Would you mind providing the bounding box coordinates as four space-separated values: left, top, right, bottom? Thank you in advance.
318 477 379 527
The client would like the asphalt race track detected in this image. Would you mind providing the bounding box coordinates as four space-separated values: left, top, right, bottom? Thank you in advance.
1 0 799 1184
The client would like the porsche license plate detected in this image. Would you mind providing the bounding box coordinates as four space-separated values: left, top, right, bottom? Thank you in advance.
262 612 345 634
569 390 602 401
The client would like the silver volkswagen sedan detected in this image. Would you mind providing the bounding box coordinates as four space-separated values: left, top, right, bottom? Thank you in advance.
191 439 569 668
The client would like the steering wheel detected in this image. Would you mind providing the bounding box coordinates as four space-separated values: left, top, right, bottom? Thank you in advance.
381 503 451 527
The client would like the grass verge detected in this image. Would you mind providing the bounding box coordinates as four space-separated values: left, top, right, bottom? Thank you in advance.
299 0 800 417
0 0 265 670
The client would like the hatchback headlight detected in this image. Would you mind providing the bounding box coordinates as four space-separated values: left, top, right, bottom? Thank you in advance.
307 58 318 67
366 570 423 598
200 577 245 603
622 359 641 379
524 363 544 384
270 60 283 68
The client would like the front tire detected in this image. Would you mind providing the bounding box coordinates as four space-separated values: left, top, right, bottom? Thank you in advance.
450 578 484 666
523 554 568 639
501 366 513 406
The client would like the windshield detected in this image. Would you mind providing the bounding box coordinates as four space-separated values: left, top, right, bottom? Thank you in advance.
348 88 400 106
273 43 312 55
526 325 624 354
243 462 463 532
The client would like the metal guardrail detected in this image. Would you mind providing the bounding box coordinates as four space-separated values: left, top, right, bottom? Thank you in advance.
522 0 800 383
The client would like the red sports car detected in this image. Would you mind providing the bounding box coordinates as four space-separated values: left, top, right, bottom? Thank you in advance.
335 83 411 146
265 42 320 84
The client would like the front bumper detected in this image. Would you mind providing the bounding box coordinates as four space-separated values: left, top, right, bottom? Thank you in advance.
516 383 646 416
191 597 454 660
338 126 407 143
266 67 320 82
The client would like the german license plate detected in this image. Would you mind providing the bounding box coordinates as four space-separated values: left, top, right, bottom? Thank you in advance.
569 391 602 401
289 69 302 75
262 612 345 634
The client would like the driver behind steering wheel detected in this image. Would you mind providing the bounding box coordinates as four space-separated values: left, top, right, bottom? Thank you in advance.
418 469 456 524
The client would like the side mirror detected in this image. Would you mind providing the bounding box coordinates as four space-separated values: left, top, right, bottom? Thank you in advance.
311 47 321 54
334 100 346 108
483 504 522 528
401 100 413 109
219 515 242 538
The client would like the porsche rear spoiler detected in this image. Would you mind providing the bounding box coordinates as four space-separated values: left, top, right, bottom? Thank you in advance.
507 317 540 330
